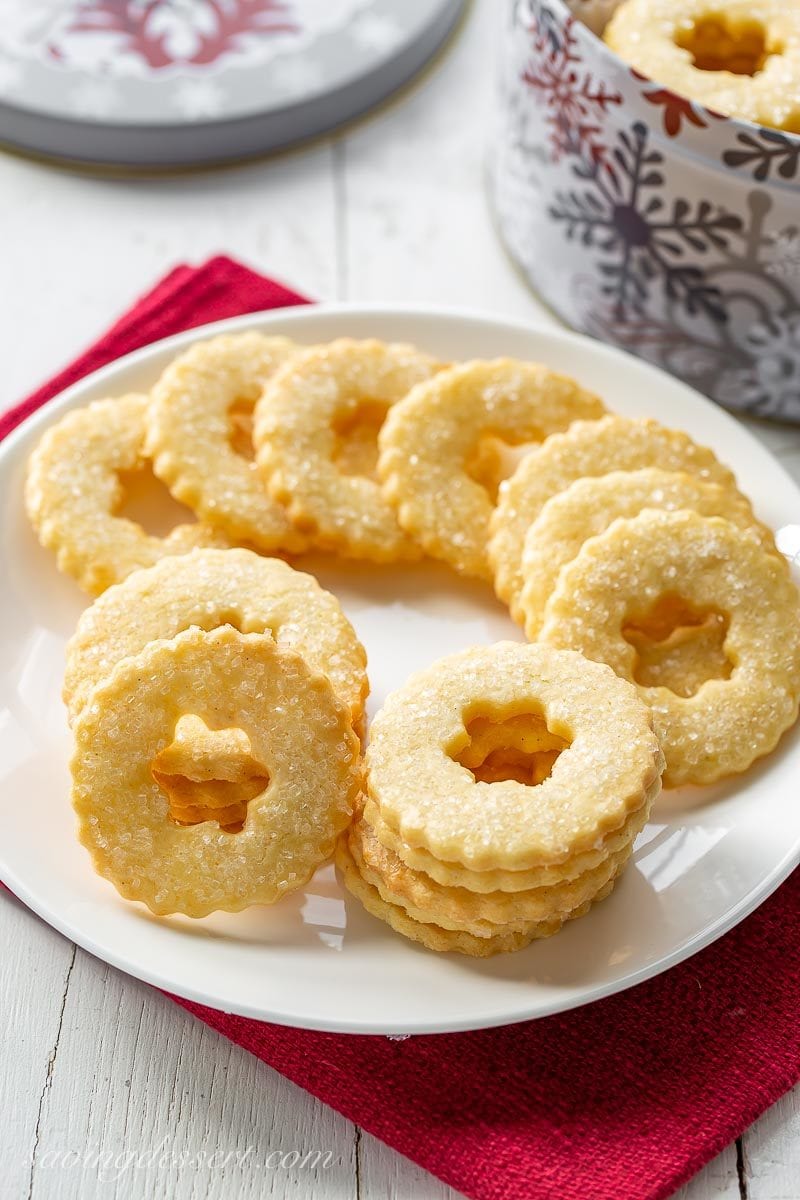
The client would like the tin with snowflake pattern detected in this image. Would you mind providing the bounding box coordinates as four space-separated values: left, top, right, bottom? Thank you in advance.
0 0 464 168
492 0 800 422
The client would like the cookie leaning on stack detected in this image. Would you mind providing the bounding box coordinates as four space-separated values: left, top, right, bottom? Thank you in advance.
63 548 369 736
488 414 739 624
538 510 800 787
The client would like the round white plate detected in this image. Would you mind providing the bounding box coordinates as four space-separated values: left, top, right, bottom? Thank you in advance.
1 305 799 1035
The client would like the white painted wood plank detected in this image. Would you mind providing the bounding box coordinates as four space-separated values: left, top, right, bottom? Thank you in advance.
25 945 356 1200
0 894 76 1200
358 1130 464 1200
744 1090 800 1200
0 142 339 412
337 0 552 326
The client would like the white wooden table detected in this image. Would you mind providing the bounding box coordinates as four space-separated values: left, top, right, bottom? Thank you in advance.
2 3 799 1196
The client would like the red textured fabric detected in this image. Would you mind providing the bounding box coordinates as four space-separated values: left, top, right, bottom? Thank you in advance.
3 256 799 1200
0 256 308 442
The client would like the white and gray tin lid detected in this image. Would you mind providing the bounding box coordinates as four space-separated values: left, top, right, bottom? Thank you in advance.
0 0 465 167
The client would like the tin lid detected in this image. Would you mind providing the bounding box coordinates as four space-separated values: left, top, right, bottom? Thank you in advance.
0 0 465 168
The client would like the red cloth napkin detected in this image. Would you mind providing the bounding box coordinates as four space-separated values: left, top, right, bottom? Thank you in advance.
3 256 799 1200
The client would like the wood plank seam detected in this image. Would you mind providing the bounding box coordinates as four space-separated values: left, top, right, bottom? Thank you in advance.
25 943 77 1200
737 1136 749 1199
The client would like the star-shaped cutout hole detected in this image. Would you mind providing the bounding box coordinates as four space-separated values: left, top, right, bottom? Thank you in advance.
152 714 270 833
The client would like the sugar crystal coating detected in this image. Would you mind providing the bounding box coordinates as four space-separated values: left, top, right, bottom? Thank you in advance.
489 415 737 623
519 467 778 639
64 548 368 728
365 641 664 871
31 331 797 955
606 0 800 132
70 626 361 916
254 338 441 562
539 509 800 786
25 393 226 596
146 332 306 552
378 358 606 580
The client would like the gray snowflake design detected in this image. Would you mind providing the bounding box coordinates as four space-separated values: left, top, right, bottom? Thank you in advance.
549 121 742 324
765 227 800 283
575 187 800 420
716 313 800 419
722 127 800 183
494 0 800 420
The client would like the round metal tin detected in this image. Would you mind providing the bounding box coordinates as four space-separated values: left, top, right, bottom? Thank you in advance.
0 0 465 167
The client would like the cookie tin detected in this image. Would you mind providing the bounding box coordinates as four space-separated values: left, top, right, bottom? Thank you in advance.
492 0 800 421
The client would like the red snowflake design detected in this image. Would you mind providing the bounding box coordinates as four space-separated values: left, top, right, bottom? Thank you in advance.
57 0 298 71
642 88 708 137
521 10 622 167
631 71 725 138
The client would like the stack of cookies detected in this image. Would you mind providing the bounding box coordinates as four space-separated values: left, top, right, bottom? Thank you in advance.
486 415 800 789
337 642 665 957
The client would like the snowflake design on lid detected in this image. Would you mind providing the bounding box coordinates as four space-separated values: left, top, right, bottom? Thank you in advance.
0 0 375 74
550 121 742 322
54 0 298 71
520 0 621 166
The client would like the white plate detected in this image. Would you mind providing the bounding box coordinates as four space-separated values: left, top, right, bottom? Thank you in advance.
1 305 799 1035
